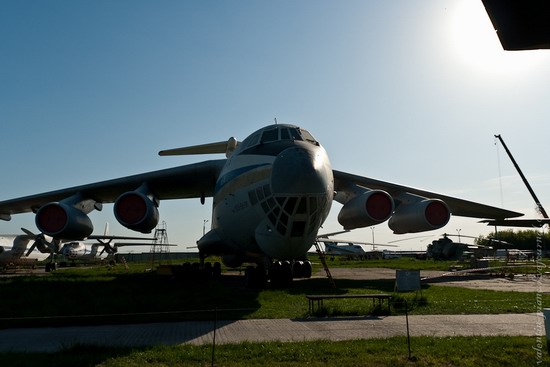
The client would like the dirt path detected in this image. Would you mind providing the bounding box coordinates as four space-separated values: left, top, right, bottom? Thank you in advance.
317 267 550 293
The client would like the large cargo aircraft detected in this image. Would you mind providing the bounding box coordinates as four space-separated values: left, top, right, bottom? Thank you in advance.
0 124 522 284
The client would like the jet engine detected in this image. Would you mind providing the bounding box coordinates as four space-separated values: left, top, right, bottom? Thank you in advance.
114 191 159 233
338 190 394 229
388 199 450 234
35 203 94 239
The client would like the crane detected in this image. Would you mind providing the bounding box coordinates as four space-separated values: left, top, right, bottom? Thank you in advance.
494 134 548 219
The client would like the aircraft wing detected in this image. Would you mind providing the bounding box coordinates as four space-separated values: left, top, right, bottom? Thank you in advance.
482 0 550 50
87 235 156 241
333 170 523 220
480 218 550 228
0 159 226 220
316 238 398 247
108 242 177 247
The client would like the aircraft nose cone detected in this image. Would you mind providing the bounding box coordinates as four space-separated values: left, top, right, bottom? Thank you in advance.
271 147 332 195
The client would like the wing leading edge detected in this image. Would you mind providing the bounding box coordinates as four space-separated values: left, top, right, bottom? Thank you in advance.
0 159 226 220
480 219 550 228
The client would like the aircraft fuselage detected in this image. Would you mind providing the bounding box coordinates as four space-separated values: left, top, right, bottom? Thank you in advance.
60 242 103 260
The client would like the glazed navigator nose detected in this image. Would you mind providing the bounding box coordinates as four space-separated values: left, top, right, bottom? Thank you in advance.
271 146 330 195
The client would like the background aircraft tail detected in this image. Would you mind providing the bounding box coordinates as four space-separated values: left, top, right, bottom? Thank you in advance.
158 137 239 158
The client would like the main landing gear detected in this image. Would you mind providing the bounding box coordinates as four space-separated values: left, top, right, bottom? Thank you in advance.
245 260 312 288
44 252 58 273
167 261 222 281
45 262 57 272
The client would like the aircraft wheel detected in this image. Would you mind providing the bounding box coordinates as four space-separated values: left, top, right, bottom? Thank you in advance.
245 266 267 288
270 261 293 288
293 261 304 278
191 262 201 278
292 261 312 279
302 261 312 278
203 262 213 279
213 262 222 279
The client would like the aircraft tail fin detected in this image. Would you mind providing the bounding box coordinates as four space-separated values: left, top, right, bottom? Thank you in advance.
159 137 239 158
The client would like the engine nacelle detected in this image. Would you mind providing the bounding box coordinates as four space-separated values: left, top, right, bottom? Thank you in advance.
114 191 159 233
388 199 450 234
338 190 394 229
35 203 94 239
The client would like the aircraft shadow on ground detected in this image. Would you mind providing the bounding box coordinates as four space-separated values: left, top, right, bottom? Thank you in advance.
0 268 437 329
0 271 263 329
0 270 262 362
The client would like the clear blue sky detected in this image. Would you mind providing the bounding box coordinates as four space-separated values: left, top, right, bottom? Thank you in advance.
1 0 549 252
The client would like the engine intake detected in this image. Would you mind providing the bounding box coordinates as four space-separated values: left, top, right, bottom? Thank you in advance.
338 190 394 229
35 203 93 239
389 199 450 234
114 191 159 233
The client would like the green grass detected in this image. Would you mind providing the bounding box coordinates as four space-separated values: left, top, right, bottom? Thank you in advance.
320 256 550 273
0 336 548 366
2 261 549 366
321 257 459 270
0 262 548 328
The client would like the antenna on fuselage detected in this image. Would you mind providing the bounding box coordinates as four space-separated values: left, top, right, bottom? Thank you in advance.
274 118 278 125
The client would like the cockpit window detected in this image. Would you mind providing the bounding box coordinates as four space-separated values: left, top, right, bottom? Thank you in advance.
240 125 319 152
300 129 318 145
289 128 302 140
280 128 290 140
239 131 260 151
261 126 305 143
261 128 279 143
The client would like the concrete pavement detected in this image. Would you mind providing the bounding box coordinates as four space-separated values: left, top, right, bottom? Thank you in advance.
0 313 545 353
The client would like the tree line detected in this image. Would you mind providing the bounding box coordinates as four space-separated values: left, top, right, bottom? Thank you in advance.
475 228 549 251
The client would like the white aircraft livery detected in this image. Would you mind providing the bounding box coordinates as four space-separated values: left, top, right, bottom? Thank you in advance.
0 235 49 267
0 124 522 284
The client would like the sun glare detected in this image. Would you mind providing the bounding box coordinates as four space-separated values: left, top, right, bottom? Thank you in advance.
450 0 546 77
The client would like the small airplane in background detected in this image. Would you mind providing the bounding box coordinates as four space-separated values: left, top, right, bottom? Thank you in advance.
0 234 49 270
322 241 368 258
57 241 108 263
21 226 156 270
317 234 398 259
0 124 523 285
57 238 155 265
60 222 158 264
426 233 512 261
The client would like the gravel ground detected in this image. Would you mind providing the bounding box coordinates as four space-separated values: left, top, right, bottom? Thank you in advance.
317 267 550 293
